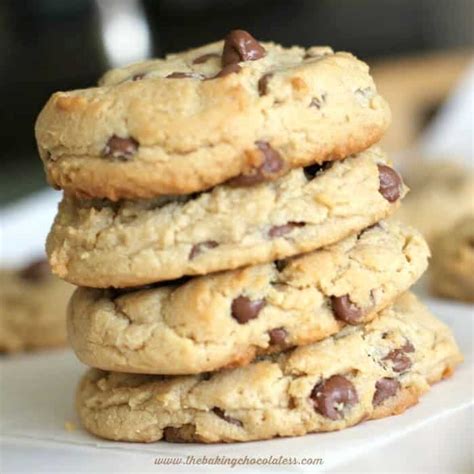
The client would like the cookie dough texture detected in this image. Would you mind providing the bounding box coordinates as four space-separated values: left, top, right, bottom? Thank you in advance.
430 217 474 302
0 262 74 352
395 160 474 244
76 293 462 443
68 221 429 374
35 40 390 200
47 148 405 287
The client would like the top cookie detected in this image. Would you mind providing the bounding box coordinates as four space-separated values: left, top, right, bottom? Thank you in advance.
35 30 390 200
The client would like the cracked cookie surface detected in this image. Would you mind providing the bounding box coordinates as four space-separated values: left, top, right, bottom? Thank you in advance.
76 293 462 443
47 147 405 287
68 221 429 374
0 259 74 352
35 31 390 200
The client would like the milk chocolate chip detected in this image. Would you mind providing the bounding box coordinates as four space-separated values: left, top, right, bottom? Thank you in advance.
383 342 415 372
258 73 274 96
331 295 363 324
228 141 283 186
231 296 265 324
268 222 305 238
189 241 219 260
268 327 288 345
372 378 400 406
210 63 242 79
103 135 138 160
378 164 402 202
19 259 50 282
212 407 243 427
222 30 266 66
311 375 358 420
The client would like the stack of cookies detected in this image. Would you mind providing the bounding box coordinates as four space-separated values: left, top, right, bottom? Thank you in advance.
35 30 462 443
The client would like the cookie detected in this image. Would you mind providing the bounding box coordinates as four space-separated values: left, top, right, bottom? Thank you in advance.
75 293 462 443
371 51 471 152
68 221 429 374
0 259 74 353
430 217 474 303
35 30 390 200
394 160 474 245
46 147 405 288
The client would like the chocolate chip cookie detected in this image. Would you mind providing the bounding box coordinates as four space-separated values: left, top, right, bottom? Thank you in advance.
430 217 474 303
0 259 74 352
35 30 390 200
47 147 405 287
75 293 462 443
395 160 474 245
68 221 429 374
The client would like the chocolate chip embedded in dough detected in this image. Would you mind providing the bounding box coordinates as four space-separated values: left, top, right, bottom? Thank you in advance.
227 141 283 186
258 73 274 96
268 222 305 238
189 241 219 260
222 30 266 66
378 164 402 202
231 296 266 324
331 295 363 324
211 63 242 79
103 135 138 161
192 52 220 64
311 375 358 420
268 327 288 345
212 407 243 427
383 342 414 372
372 378 400 406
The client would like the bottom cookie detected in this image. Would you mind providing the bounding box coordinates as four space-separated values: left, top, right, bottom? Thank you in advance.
76 293 462 443
0 259 74 353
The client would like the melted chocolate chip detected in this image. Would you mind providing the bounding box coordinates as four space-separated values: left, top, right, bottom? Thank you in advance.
231 296 266 324
372 378 400 406
210 63 242 79
212 407 243 427
311 375 358 420
189 240 219 260
228 141 283 186
331 295 363 324
268 327 288 345
103 135 138 160
166 72 204 79
378 164 402 202
258 73 274 96
303 161 331 180
222 30 266 66
192 52 220 64
19 259 50 282
383 342 415 372
268 222 305 238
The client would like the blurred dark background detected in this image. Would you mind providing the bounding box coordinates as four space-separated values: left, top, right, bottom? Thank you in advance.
1 0 473 204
